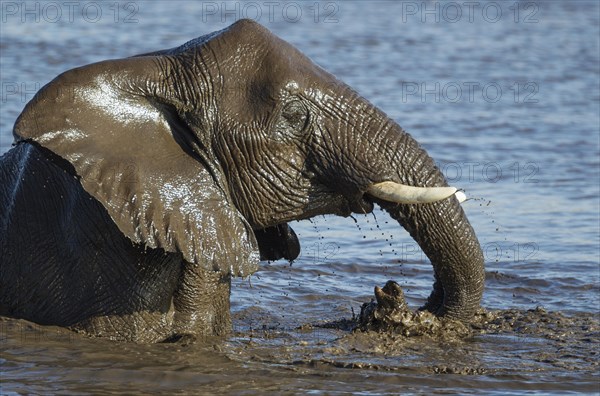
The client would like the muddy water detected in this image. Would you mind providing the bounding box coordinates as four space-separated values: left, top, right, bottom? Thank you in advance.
1 1 599 394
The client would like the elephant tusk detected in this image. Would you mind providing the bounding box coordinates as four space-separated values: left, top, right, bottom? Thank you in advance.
367 181 463 204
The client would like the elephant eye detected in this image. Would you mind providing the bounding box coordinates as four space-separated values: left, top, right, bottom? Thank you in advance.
280 100 310 133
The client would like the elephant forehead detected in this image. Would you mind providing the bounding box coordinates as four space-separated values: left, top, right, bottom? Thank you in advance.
220 52 342 123
202 20 340 105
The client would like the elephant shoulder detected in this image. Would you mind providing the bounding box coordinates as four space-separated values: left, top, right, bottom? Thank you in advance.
0 143 260 277
0 143 97 254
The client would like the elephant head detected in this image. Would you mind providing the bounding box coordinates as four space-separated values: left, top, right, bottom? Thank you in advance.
14 20 484 321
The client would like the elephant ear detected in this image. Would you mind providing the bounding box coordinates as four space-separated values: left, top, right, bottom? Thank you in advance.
13 54 259 277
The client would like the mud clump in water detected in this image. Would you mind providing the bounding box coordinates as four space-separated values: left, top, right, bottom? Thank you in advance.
357 280 471 340
355 281 599 349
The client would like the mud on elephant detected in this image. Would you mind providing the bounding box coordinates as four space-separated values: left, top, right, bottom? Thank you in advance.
0 20 485 342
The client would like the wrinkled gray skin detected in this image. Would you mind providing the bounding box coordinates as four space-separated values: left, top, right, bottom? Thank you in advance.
0 20 484 342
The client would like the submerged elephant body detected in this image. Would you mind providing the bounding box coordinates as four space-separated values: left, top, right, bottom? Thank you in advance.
0 20 484 342
0 143 232 342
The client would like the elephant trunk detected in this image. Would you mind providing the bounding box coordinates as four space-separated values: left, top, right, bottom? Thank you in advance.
378 198 484 320
366 120 485 321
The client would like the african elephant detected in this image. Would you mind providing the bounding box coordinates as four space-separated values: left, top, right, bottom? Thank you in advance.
0 20 484 342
